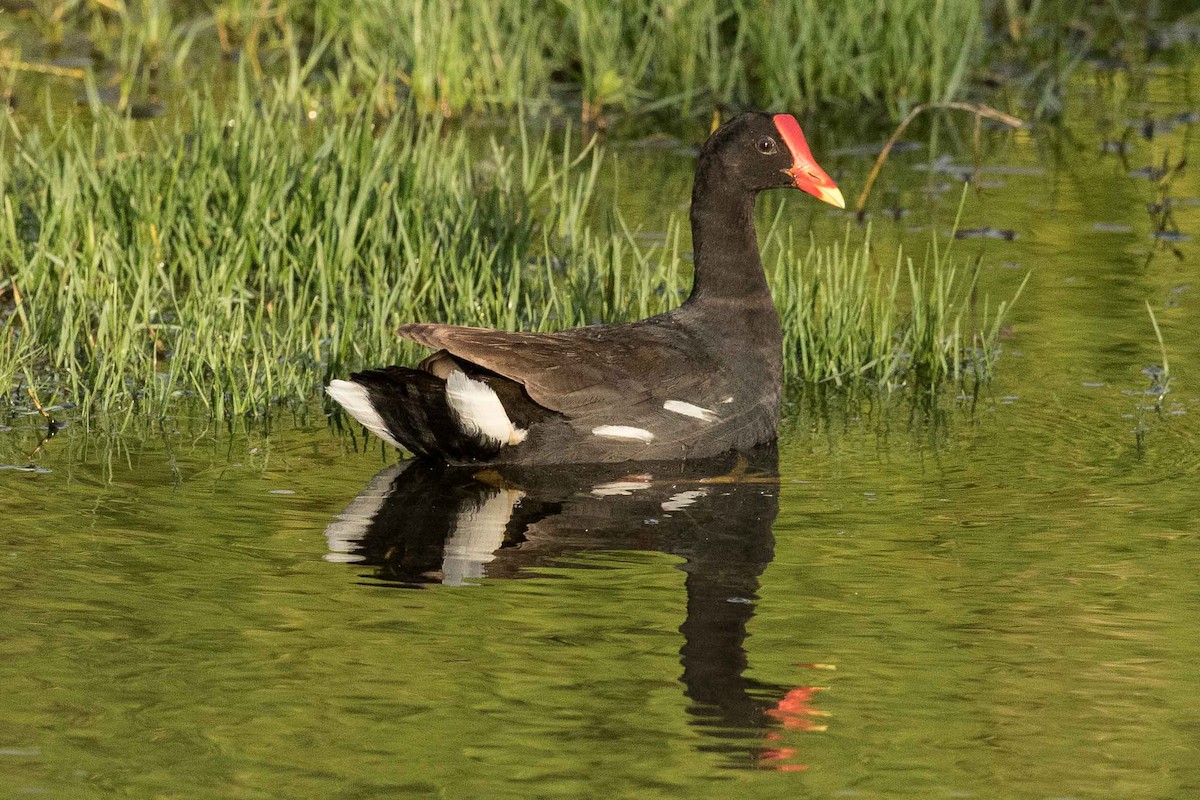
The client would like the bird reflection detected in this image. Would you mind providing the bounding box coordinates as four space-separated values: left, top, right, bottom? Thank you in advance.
324 445 825 770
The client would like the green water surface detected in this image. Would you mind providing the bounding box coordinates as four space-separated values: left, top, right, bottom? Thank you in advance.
2 64 1200 798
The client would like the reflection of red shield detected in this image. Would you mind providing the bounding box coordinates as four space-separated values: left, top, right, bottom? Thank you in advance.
765 686 826 730
759 736 807 772
759 686 827 772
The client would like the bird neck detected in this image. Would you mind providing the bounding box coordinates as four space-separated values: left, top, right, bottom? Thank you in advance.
684 171 772 306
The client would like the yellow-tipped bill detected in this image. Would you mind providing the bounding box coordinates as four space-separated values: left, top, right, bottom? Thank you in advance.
772 114 844 209
815 185 845 210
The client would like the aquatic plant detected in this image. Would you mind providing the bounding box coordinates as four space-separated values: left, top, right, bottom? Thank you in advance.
3 0 1189 121
1145 300 1172 404
0 86 1019 421
0 85 561 418
772 219 1026 390
208 0 987 118
1131 300 1176 452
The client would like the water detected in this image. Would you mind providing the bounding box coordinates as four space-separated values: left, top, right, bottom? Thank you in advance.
3 64 1200 798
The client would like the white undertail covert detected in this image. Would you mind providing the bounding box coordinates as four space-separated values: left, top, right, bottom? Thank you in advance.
327 380 404 450
445 370 528 446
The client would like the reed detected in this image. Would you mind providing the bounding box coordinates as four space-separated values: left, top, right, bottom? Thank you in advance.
245 0 985 118
0 86 1020 421
3 0 1181 121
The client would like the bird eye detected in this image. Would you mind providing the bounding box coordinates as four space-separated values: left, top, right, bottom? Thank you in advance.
755 136 778 155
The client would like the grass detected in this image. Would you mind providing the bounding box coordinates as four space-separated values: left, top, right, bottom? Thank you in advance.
0 79 595 419
0 82 1022 422
772 191 1027 391
1 0 1194 122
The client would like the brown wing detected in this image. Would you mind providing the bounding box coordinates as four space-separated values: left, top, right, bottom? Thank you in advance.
397 321 712 418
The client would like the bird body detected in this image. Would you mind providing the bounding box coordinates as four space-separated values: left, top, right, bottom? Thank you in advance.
328 112 843 465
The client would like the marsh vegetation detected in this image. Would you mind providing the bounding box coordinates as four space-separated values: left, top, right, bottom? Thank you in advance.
0 1 1192 422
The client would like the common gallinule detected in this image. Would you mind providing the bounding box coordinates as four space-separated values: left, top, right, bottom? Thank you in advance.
328 112 843 464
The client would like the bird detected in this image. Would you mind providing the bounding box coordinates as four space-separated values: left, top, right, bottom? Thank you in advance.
327 112 844 465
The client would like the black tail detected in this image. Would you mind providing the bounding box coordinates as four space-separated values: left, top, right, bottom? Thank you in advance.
328 367 502 462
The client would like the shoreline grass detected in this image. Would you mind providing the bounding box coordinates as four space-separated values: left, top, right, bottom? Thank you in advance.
1 1 1194 124
0 85 1023 422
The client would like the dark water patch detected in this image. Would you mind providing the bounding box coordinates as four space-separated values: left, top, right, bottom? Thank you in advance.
0 464 51 473
912 155 971 177
78 85 122 108
982 117 1023 132
1164 284 1191 307
128 101 166 120
954 227 1018 240
1130 165 1169 180
831 140 923 158
1133 117 1179 139
1153 231 1192 242
913 159 1046 183
623 133 686 150
0 748 40 757
922 182 955 196
76 87 165 120
978 164 1047 176
1152 21 1200 50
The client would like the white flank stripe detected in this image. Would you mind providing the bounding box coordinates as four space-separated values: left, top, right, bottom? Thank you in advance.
662 489 708 512
327 380 404 450
442 489 524 586
720 396 735 404
592 425 655 443
663 400 717 421
445 370 527 446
